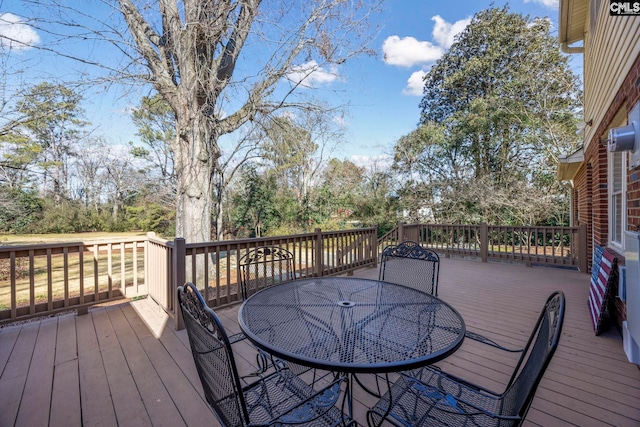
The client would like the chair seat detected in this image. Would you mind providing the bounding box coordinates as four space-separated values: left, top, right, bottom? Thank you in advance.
368 367 510 427
243 369 350 426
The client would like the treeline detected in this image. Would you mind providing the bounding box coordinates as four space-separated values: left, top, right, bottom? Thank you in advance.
0 84 398 238
1 7 582 240
0 83 174 235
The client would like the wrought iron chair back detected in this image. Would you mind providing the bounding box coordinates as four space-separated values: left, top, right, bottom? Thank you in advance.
178 283 248 426
239 246 295 299
501 291 566 420
379 240 440 296
179 282 354 427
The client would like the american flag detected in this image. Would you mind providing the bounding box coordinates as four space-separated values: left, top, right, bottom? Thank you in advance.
588 246 617 335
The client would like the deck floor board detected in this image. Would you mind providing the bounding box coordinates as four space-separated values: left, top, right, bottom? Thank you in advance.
15 318 57 426
49 313 81 425
0 321 39 427
1 257 639 426
76 308 119 426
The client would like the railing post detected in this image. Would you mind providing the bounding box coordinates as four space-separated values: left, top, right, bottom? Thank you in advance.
480 223 488 263
578 223 588 273
174 238 186 330
315 228 324 277
406 224 420 243
398 221 404 243
373 226 379 266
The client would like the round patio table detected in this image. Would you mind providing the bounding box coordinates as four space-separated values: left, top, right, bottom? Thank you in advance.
238 277 465 374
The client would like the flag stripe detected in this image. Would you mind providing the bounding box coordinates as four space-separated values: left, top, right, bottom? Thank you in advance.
588 246 617 335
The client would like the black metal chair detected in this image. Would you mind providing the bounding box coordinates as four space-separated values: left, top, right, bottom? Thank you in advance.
367 291 565 427
239 246 335 385
380 241 518 351
239 246 296 300
178 282 354 427
237 246 297 371
379 241 440 296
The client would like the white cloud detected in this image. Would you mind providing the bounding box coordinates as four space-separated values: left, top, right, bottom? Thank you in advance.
402 70 427 96
525 0 559 9
0 13 39 50
286 60 339 88
382 36 443 67
350 154 392 169
431 15 471 49
382 16 470 96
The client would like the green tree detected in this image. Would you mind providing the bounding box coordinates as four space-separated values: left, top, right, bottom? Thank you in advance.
354 160 398 235
318 158 365 225
125 202 175 236
231 164 277 238
0 186 42 233
13 82 89 205
261 115 319 211
259 109 344 231
128 94 177 228
0 131 40 190
395 6 582 226
130 94 176 189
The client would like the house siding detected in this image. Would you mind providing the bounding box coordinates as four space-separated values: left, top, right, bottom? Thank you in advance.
583 9 640 154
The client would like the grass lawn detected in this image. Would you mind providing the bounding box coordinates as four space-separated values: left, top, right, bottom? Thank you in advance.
0 231 151 246
1 232 151 312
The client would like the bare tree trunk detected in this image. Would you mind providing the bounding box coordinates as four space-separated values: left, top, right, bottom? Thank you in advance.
212 169 225 241
111 0 380 243
215 197 224 241
112 199 119 222
174 115 218 243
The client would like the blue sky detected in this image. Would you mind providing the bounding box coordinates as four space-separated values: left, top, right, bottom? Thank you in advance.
1 0 572 167
334 0 572 165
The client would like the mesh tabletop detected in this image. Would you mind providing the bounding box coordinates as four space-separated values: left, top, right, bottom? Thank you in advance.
238 277 465 374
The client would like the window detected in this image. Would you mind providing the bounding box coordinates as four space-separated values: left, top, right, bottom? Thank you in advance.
609 150 627 250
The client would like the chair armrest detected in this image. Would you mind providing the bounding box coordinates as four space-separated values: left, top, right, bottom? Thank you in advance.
408 366 502 399
464 330 524 353
228 332 284 377
228 331 248 344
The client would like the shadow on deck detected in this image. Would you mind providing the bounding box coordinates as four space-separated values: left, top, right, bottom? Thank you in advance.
1 257 639 426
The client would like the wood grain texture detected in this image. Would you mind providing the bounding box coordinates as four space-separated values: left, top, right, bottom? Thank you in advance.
0 258 638 426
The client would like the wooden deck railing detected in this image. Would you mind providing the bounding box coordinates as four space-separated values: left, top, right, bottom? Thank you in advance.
379 222 588 272
167 228 378 322
0 228 378 324
0 237 147 324
1 223 586 325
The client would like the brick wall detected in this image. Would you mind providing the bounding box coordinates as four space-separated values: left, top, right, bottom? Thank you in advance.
591 145 609 248
627 55 640 230
574 162 592 269
620 52 640 332
574 51 640 333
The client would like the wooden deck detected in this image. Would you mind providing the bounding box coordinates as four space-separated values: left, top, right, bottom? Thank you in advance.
1 257 639 426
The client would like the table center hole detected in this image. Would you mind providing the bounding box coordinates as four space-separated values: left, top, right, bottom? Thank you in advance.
337 300 355 308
